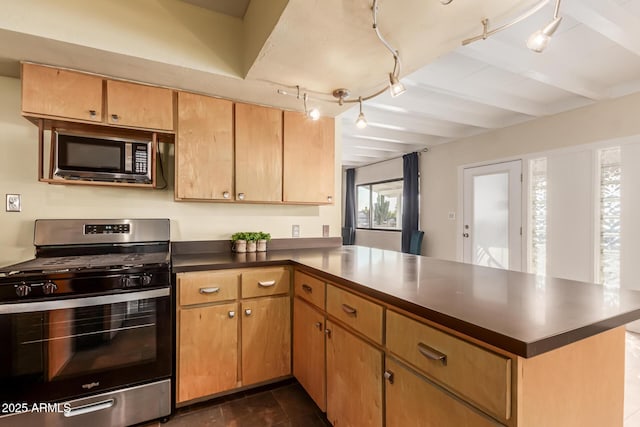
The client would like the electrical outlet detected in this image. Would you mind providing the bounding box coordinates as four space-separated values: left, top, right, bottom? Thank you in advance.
292 225 300 238
322 225 330 237
6 194 21 212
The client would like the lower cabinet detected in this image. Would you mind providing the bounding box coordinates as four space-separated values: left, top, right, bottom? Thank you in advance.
177 302 238 403
385 358 501 427
326 320 383 427
241 295 291 385
293 297 326 411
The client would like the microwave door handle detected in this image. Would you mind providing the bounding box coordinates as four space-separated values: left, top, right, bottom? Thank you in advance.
0 288 169 315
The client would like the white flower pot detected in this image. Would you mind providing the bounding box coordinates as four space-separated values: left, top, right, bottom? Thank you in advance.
247 241 257 252
257 239 267 252
233 240 246 253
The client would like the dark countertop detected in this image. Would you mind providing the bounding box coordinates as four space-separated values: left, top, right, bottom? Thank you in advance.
172 245 640 358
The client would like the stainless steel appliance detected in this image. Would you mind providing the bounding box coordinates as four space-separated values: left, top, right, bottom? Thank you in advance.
54 131 152 183
0 219 171 427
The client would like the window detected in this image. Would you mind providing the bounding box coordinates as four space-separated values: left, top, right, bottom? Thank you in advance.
357 180 403 230
529 158 547 276
598 147 621 288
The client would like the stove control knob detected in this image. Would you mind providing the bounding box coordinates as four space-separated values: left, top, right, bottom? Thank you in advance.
43 281 58 295
141 274 152 286
16 283 32 297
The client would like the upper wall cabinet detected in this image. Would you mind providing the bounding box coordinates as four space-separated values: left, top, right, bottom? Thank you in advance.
22 63 103 123
283 111 335 204
235 103 283 203
175 92 234 201
21 63 175 133
106 80 174 131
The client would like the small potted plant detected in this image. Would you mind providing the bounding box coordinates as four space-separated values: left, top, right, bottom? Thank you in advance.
256 232 271 252
246 232 259 252
231 232 248 253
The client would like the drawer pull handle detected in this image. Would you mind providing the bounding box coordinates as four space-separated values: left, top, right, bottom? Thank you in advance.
417 342 447 366
341 304 357 316
199 287 220 294
258 280 276 287
383 370 394 384
302 284 313 293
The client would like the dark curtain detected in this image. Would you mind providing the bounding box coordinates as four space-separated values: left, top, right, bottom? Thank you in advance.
343 168 356 245
401 152 419 253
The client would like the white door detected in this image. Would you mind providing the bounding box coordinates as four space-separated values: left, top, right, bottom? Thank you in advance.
462 160 522 271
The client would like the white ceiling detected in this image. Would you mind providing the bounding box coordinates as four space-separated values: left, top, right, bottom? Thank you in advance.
1 0 639 168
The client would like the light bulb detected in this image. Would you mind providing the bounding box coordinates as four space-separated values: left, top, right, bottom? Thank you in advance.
389 73 406 97
355 112 367 129
526 16 562 53
307 108 320 121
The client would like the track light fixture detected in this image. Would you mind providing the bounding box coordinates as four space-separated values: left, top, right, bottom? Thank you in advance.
276 0 405 121
355 97 367 129
461 0 562 53
526 0 562 53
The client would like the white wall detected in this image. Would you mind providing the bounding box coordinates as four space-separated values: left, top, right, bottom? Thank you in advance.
0 76 342 265
422 91 640 262
352 157 403 252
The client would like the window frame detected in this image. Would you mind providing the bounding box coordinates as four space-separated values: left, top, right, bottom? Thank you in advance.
356 178 403 232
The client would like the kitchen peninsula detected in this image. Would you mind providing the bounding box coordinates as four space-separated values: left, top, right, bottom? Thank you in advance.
172 243 640 427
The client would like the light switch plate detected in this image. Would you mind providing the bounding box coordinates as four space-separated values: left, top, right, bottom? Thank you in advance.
322 225 330 237
6 194 21 212
292 225 300 238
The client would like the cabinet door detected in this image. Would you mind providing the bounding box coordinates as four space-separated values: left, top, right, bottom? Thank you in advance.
177 302 238 403
283 111 335 204
326 320 382 427
235 103 283 202
241 296 291 385
176 92 234 200
385 358 500 427
106 80 174 130
22 63 103 122
293 297 326 411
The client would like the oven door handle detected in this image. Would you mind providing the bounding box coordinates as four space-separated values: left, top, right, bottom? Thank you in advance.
64 398 115 417
0 288 169 314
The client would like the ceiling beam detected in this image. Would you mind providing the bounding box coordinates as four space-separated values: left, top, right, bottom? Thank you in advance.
457 37 610 100
562 0 640 57
341 121 449 146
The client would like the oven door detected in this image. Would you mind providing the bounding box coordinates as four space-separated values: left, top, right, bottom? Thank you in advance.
0 288 171 404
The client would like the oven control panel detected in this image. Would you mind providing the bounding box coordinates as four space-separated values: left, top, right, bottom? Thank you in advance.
84 224 131 234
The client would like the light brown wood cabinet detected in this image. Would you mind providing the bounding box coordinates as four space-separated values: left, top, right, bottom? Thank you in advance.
293 297 326 411
176 267 291 405
106 80 174 131
385 358 499 427
241 295 291 385
177 302 239 403
326 320 383 427
22 63 103 123
283 111 335 204
21 63 174 132
234 103 283 202
175 92 234 200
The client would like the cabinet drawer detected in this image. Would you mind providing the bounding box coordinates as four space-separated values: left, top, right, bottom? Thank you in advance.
294 271 325 309
241 267 290 298
326 285 383 344
385 358 502 427
386 310 512 421
178 271 239 306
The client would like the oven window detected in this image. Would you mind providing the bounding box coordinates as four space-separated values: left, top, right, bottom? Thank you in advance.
0 294 171 402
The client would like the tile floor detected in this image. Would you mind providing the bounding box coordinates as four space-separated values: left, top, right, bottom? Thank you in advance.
143 332 640 427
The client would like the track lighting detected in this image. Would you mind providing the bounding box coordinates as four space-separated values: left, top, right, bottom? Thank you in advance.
462 0 562 53
303 93 320 120
355 97 367 129
527 0 562 53
389 73 406 97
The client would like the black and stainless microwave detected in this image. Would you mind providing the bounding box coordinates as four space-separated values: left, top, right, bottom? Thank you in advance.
54 131 152 183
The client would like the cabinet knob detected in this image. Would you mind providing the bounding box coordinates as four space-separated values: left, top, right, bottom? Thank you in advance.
238 193 245 200
111 114 119 122
324 328 332 338
384 370 394 384
89 110 97 118
228 311 235 318
223 191 230 199
327 196 333 202
314 321 323 330
244 309 252 316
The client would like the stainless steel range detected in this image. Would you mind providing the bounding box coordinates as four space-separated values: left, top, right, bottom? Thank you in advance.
0 219 171 427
